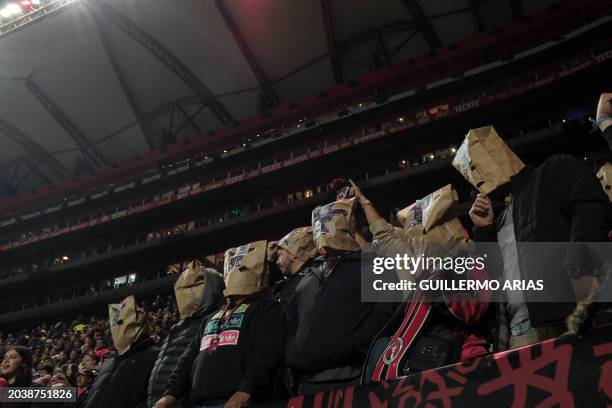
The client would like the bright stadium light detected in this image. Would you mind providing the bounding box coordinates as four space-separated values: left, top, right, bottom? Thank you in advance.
4 3 23 16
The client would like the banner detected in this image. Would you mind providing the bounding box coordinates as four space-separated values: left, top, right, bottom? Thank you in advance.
274 325 612 408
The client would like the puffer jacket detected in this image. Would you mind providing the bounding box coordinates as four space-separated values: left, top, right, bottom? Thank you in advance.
147 268 225 408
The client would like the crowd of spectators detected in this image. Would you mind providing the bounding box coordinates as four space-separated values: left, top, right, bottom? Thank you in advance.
0 295 179 394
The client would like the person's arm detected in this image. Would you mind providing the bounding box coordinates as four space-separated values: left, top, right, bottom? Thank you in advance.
596 93 612 150
469 194 497 242
349 179 409 256
349 179 384 225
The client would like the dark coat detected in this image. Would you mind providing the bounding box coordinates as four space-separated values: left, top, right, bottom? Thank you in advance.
165 291 286 405
474 155 612 326
147 269 225 408
84 337 159 408
603 126 612 151
287 253 396 381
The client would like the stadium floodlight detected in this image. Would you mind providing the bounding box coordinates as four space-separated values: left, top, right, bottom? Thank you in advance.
31 0 40 4
3 3 23 16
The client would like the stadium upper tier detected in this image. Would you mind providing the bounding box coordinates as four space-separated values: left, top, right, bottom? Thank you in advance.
0 20 609 252
0 0 607 215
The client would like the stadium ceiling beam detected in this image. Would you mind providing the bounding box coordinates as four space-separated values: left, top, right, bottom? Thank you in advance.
25 78 109 169
320 0 343 84
467 0 485 32
400 0 442 50
144 96 202 121
90 13 156 150
509 0 525 20
178 106 204 135
83 0 237 127
215 0 280 108
0 117 70 179
376 30 392 67
338 20 417 52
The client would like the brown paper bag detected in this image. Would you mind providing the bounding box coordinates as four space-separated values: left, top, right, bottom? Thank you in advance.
108 295 145 356
397 184 458 232
398 185 467 251
452 125 525 194
174 260 206 319
224 240 268 296
597 162 612 202
277 226 319 261
312 198 360 254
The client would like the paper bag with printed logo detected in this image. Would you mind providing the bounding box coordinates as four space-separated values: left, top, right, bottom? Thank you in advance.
597 162 612 202
224 240 268 296
397 184 467 251
277 226 319 261
312 198 360 254
452 125 525 195
174 260 206 319
108 295 145 356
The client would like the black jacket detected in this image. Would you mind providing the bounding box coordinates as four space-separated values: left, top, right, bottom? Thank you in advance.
287 252 396 380
165 291 286 405
147 269 225 408
603 126 612 152
272 264 313 317
85 337 159 408
474 155 612 326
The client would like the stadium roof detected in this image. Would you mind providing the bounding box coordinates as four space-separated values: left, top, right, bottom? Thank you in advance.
0 0 562 193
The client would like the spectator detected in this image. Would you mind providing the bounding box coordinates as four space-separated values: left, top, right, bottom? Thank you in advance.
80 352 99 370
76 368 96 407
1 346 33 386
85 296 159 408
596 93 612 150
148 261 225 408
349 181 491 382
287 199 395 395
156 241 286 408
272 227 321 314
460 125 612 350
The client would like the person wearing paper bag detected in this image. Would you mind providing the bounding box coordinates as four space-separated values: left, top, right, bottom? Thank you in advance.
459 125 612 350
271 227 322 396
156 241 286 408
286 198 396 395
148 261 225 408
597 162 612 203
272 227 321 314
349 181 491 382
596 93 612 151
85 295 160 408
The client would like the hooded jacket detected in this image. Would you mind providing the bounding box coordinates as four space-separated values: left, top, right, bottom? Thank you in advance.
164 291 286 405
147 269 225 408
85 336 159 408
287 252 396 381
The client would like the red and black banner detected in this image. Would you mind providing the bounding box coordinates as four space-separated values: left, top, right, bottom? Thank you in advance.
275 325 612 407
